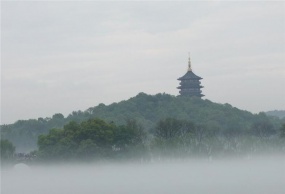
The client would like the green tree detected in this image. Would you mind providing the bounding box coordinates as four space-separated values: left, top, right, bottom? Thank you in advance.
77 139 100 159
1 139 15 161
154 118 194 140
52 113 64 120
251 120 276 138
113 119 147 158
152 118 195 157
280 124 285 138
37 118 146 161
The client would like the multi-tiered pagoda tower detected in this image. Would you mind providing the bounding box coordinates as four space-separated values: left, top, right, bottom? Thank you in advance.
177 55 204 98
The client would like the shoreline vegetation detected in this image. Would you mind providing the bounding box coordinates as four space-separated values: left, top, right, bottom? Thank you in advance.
1 93 285 165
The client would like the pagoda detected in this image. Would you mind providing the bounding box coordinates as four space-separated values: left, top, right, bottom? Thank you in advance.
177 55 204 98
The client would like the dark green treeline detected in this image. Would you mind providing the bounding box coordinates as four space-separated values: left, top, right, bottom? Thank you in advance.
1 93 284 154
37 117 285 161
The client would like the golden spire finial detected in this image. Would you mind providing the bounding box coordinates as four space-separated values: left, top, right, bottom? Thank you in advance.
188 52 192 72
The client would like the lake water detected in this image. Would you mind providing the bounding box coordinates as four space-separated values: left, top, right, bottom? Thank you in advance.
1 156 285 194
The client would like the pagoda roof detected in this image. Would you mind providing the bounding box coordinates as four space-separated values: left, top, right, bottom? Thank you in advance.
178 70 202 80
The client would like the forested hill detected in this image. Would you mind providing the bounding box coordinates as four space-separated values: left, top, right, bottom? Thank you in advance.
1 93 283 152
266 110 285 119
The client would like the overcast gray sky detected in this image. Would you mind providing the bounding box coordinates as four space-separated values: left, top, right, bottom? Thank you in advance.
1 1 285 124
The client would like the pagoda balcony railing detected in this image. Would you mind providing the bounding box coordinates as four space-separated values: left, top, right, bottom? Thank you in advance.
177 85 203 89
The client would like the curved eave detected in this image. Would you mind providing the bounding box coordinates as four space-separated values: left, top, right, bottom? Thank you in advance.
177 71 203 80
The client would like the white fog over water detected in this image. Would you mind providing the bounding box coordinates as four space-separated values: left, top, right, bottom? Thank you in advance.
2 157 285 194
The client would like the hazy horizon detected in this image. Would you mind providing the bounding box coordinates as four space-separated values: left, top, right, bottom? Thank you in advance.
1 1 285 124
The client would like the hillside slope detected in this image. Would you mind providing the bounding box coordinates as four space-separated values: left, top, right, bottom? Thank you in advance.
266 110 285 119
1 93 282 152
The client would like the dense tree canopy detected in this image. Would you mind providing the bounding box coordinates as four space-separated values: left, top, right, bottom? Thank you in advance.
1 93 283 153
1 139 15 161
280 124 285 138
154 118 194 140
266 110 285 119
37 118 146 160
